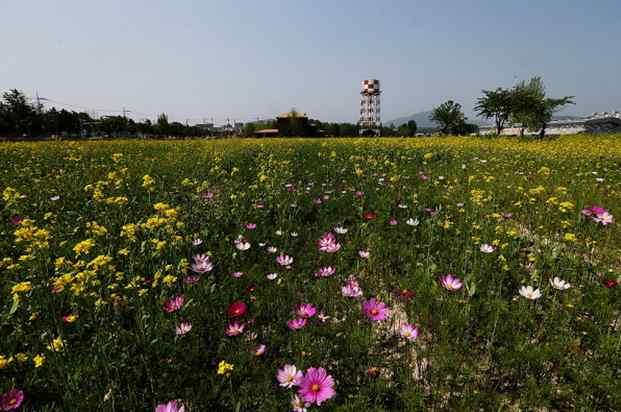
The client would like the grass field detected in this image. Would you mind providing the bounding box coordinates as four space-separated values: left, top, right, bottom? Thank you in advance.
1 135 620 411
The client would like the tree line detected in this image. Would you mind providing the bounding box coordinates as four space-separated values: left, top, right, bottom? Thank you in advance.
431 76 574 138
1 76 573 139
0 90 206 138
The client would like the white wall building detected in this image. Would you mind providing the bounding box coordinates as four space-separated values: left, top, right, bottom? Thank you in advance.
480 111 621 136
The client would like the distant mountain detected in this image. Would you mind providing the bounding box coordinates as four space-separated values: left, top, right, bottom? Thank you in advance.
387 111 436 129
387 110 490 128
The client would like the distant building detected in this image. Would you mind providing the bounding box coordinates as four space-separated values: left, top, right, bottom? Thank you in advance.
276 111 317 136
480 111 621 136
254 128 279 138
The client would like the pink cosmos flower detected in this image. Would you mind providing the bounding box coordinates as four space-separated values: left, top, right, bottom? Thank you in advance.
155 400 185 412
0 389 24 411
291 394 309 412
593 211 614 225
190 254 213 274
439 274 463 291
296 303 317 318
362 298 390 321
276 253 294 267
358 249 370 259
230 271 244 278
277 364 303 388
252 344 266 356
314 266 336 278
225 321 245 336
388 218 398 226
245 223 257 230
342 276 363 298
183 275 200 285
317 311 330 323
316 232 341 253
399 323 419 341
354 190 364 198
200 190 215 201
175 321 192 336
297 367 336 406
582 205 615 226
287 318 308 330
163 295 185 313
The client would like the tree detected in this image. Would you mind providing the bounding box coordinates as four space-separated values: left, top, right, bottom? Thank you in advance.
511 77 574 138
430 100 466 135
1 89 38 136
475 88 514 135
156 113 169 136
397 120 417 137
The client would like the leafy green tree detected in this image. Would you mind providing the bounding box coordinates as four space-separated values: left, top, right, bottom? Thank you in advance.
475 88 514 135
431 100 466 135
511 77 574 138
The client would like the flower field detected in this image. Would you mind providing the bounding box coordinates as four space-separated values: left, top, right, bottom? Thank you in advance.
1 135 620 411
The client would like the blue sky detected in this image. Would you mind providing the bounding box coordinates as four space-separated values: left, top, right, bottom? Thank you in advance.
1 0 619 124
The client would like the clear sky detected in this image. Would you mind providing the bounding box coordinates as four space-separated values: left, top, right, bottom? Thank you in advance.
1 0 619 124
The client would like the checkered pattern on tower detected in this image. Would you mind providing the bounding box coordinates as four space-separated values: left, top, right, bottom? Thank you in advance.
361 79 381 95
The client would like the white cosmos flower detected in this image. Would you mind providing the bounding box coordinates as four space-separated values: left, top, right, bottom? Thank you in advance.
267 246 278 254
480 243 496 253
235 241 250 251
406 218 419 226
334 226 348 234
549 277 571 290
266 273 278 280
519 286 542 300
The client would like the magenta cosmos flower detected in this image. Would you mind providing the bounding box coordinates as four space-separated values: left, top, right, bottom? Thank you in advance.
287 318 308 330
190 254 213 274
0 389 24 411
582 204 615 226
298 367 336 406
277 364 303 388
155 400 185 412
439 274 463 291
362 298 390 321
314 266 336 278
316 232 341 253
163 295 185 313
296 303 317 318
227 300 247 318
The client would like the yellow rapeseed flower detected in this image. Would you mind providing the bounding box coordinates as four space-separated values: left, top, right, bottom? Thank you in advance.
217 360 234 376
33 354 45 368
